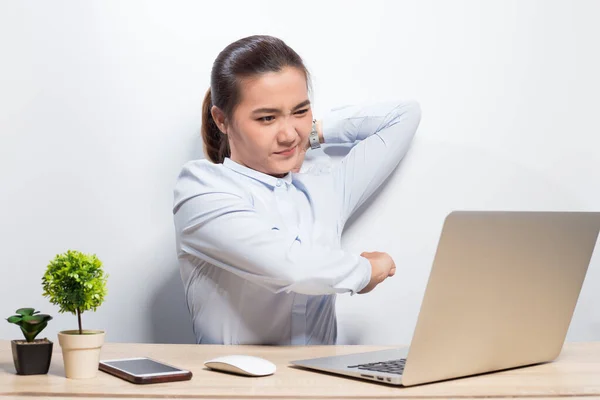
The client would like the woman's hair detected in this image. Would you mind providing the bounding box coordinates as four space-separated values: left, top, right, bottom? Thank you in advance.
201 35 311 163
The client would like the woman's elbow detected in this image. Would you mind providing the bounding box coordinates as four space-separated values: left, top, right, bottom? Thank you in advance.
397 100 422 127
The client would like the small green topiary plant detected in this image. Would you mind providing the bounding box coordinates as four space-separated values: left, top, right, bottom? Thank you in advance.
42 250 108 335
6 308 53 342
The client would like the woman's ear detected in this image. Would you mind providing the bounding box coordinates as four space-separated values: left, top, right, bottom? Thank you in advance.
211 106 228 135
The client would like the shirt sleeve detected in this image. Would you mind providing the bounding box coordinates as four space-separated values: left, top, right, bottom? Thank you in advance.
173 163 371 296
322 100 422 228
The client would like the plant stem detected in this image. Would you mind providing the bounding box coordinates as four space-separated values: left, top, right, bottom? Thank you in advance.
77 308 82 335
22 327 34 343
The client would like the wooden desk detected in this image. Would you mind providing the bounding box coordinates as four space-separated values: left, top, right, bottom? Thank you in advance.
1 341 599 399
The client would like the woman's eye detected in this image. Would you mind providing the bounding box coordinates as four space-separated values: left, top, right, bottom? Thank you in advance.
295 109 309 115
259 116 275 122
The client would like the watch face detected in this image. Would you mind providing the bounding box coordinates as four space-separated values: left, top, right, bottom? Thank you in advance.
309 120 320 148
310 133 320 149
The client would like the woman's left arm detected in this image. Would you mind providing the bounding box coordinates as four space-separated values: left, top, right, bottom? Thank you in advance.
320 100 422 228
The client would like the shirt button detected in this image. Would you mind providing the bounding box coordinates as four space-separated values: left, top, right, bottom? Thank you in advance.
276 180 283 187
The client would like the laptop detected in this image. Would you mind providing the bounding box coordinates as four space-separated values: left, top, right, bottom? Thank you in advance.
291 211 600 386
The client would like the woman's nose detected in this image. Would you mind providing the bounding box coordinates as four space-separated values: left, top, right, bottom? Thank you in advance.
278 118 298 143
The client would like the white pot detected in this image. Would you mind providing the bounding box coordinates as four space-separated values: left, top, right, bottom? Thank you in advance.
57 330 105 379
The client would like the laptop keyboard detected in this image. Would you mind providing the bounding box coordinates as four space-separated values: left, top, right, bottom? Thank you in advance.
347 358 406 375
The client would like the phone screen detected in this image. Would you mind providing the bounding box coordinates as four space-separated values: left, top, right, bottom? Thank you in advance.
102 358 184 375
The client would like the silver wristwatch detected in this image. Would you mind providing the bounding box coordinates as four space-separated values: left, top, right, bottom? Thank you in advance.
309 119 321 149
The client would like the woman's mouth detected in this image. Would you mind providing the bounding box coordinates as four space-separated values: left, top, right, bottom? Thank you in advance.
275 146 297 157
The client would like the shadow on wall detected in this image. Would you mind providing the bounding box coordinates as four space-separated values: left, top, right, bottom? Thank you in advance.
148 133 203 345
149 265 196 344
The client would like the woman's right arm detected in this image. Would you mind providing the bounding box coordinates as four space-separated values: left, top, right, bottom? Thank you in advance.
173 162 372 296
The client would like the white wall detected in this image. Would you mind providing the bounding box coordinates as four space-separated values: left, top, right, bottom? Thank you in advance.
1 0 599 345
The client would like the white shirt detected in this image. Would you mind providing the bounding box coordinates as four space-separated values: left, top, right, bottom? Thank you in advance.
173 100 421 344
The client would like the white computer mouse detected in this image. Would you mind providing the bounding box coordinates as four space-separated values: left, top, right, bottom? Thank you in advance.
204 354 276 377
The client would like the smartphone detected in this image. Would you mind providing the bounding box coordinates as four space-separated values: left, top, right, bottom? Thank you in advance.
99 357 193 384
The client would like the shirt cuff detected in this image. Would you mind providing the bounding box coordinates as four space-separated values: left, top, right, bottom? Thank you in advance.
335 255 372 295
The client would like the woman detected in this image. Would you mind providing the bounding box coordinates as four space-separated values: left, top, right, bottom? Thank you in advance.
173 35 421 345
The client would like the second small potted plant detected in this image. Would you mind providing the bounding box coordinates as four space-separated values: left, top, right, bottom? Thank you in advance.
6 308 53 375
42 250 108 379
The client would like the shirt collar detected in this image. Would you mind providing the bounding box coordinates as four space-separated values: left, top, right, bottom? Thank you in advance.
223 158 293 188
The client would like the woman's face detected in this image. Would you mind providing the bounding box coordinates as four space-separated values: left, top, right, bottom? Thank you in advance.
212 66 312 177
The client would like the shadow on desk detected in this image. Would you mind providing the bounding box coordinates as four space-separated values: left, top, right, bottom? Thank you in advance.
0 360 65 378
0 362 13 373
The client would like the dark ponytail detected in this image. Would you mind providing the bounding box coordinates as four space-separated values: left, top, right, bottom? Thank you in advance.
201 35 310 164
201 87 230 163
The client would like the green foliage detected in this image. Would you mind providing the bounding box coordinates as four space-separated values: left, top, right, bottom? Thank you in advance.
6 308 53 342
42 250 108 332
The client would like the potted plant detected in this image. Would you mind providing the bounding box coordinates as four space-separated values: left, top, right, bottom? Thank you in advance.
6 308 53 375
42 250 108 379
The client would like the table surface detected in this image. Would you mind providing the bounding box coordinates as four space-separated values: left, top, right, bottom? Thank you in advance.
1 340 600 399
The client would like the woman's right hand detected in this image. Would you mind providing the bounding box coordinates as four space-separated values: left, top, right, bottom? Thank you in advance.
358 251 396 294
